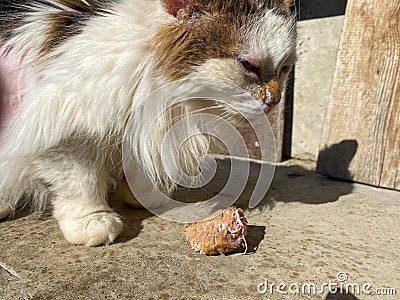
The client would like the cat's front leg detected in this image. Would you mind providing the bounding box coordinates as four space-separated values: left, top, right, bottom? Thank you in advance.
34 143 123 247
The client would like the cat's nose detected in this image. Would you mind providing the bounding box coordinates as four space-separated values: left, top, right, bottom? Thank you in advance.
259 76 281 109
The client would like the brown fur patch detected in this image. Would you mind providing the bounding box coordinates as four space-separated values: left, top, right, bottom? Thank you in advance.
193 0 292 17
0 1 115 54
41 0 116 55
153 16 244 81
43 11 86 55
0 2 31 42
154 0 292 81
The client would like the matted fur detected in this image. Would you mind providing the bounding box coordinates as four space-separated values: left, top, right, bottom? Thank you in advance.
0 0 296 246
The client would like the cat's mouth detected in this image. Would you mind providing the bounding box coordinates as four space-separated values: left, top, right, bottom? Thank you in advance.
260 100 278 113
265 101 278 111
257 84 281 112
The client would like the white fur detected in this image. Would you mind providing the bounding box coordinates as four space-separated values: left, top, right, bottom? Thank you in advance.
0 0 168 245
0 1 296 246
248 9 296 73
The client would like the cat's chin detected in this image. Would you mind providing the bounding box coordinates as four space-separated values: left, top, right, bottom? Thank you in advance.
265 101 278 111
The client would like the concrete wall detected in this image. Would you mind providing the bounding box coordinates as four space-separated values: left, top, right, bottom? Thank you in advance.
289 1 347 161
291 16 345 161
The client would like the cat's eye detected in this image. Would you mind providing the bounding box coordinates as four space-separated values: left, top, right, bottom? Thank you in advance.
240 60 259 75
280 65 291 75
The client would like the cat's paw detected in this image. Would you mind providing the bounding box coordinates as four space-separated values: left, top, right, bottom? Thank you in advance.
0 202 11 219
59 212 123 247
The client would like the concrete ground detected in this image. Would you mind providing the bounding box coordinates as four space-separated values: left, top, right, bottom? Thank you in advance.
0 158 399 300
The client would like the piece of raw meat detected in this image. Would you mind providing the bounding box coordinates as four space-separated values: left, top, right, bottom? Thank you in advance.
185 206 247 255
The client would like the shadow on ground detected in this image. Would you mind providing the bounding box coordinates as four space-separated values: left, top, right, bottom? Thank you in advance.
175 141 357 209
173 158 354 210
1 141 357 248
112 202 152 244
325 290 361 300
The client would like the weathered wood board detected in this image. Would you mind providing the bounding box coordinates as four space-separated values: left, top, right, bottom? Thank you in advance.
317 0 400 190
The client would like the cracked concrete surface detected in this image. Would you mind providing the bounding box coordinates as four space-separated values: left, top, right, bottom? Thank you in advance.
0 159 399 299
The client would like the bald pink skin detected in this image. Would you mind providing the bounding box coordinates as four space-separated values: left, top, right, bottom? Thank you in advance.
0 46 25 135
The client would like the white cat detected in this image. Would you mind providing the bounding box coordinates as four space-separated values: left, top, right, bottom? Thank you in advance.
0 0 296 246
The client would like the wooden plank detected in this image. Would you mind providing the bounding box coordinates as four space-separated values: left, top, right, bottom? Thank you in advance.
317 0 400 190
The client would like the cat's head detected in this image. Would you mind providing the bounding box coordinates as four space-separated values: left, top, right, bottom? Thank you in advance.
153 0 296 111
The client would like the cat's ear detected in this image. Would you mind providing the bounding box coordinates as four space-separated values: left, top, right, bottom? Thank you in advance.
161 0 196 21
